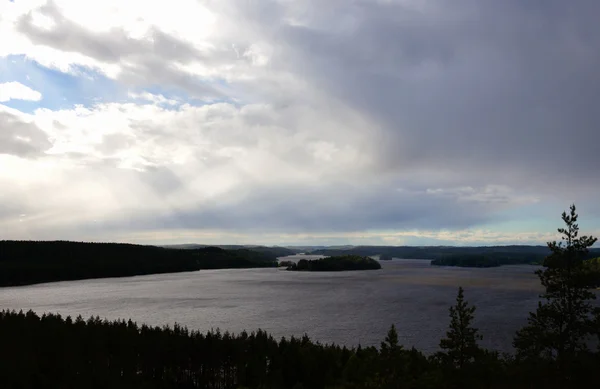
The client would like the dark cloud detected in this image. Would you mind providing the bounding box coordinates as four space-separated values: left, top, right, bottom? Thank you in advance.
0 111 51 158
244 0 600 190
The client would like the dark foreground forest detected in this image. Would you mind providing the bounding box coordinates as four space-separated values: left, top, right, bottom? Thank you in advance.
0 241 277 287
1 206 599 388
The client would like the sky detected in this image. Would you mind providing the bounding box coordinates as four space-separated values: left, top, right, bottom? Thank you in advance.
0 0 599 246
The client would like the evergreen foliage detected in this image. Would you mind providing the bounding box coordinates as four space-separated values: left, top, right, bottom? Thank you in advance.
0 309 443 389
513 205 600 388
438 287 482 369
435 287 483 389
286 255 381 271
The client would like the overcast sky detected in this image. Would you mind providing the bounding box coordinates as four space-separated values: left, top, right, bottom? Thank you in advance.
1 0 599 246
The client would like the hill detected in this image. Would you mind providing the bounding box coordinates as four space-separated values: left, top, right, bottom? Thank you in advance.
0 241 277 287
163 244 299 258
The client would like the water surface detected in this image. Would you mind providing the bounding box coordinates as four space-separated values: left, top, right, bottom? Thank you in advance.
0 257 543 353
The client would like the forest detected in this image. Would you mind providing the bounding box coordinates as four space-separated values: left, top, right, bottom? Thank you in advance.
430 254 535 268
0 241 278 287
164 244 299 258
0 307 508 389
285 255 382 271
311 245 600 267
1 206 599 388
431 254 600 287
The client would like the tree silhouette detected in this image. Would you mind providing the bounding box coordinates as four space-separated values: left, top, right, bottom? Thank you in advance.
439 287 482 369
513 204 599 388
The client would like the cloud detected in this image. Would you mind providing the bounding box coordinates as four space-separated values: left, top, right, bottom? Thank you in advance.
262 0 600 187
0 0 599 244
0 81 42 102
0 109 51 157
128 92 179 106
7 0 243 99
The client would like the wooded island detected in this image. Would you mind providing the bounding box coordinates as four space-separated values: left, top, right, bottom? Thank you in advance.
285 255 382 271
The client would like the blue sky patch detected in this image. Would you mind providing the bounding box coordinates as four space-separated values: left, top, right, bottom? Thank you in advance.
1 55 237 113
0 55 123 112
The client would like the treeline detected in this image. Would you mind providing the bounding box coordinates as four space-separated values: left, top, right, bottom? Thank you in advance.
0 241 277 287
0 307 500 389
286 255 382 271
310 245 600 267
432 254 600 286
431 254 522 268
165 244 299 258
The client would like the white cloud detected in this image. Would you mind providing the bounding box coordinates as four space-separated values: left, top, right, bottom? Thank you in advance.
0 82 42 102
127 92 179 106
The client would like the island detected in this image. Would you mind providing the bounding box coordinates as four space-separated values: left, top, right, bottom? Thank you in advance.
285 255 381 271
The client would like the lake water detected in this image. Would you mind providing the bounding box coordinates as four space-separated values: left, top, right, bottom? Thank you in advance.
0 257 545 353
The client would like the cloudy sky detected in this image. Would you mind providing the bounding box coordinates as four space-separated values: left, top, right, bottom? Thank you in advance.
1 0 599 246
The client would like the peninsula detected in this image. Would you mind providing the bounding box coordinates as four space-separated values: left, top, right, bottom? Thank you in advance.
0 241 278 287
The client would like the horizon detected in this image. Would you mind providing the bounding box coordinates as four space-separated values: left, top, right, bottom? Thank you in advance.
3 239 595 250
1 0 599 245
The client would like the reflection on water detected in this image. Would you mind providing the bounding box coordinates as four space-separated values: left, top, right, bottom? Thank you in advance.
0 257 544 353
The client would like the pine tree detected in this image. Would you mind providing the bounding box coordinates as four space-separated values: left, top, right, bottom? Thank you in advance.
381 324 401 353
439 287 482 370
378 325 405 388
513 205 599 386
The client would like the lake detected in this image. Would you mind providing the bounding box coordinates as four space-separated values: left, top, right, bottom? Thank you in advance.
0 257 544 353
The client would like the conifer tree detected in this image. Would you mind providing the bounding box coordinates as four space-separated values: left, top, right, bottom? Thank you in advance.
377 325 406 388
439 287 482 369
513 205 599 386
514 205 598 358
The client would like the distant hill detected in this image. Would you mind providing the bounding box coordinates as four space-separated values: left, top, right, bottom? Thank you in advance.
162 244 299 258
0 241 278 287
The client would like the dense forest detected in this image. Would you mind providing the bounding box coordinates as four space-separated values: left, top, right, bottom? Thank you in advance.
286 255 382 271
311 245 600 267
0 308 509 389
0 241 278 287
